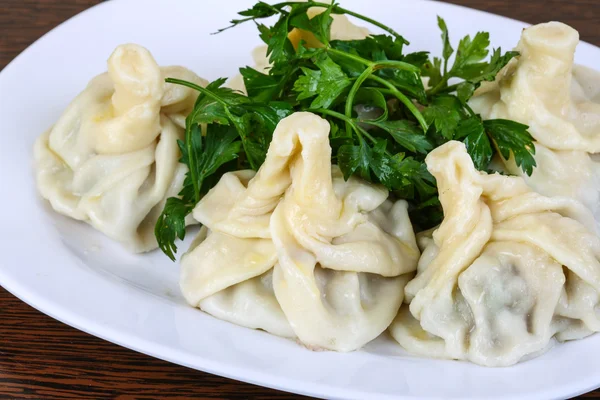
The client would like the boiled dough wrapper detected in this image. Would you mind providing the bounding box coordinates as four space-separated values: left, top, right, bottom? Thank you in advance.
181 112 419 351
34 44 205 252
390 141 600 366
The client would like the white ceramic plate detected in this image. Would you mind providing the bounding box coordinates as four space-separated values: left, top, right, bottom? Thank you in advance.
1 0 600 399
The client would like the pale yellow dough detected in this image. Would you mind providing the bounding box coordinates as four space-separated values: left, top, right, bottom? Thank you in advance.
181 112 419 351
34 44 206 252
389 141 600 367
470 22 600 224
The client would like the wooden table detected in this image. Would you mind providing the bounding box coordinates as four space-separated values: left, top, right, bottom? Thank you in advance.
1 0 600 398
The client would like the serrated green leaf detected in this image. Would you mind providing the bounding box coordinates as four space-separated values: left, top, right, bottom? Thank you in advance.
484 119 536 175
369 140 405 189
240 67 279 102
229 112 270 169
452 32 490 77
293 54 351 109
294 67 321 100
371 34 405 59
154 197 194 261
456 116 492 170
402 51 430 67
290 2 334 44
237 1 278 18
263 13 295 64
337 137 371 181
155 123 241 260
367 120 433 154
467 48 519 84
437 16 453 63
423 95 463 139
422 57 443 89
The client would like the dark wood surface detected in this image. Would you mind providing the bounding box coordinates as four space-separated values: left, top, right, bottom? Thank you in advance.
1 0 600 398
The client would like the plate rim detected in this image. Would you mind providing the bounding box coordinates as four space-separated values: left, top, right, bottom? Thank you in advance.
2 1 600 399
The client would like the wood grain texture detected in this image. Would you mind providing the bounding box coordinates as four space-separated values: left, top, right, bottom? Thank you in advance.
1 0 600 399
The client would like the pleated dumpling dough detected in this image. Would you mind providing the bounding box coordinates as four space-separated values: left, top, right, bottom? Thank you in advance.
470 22 600 221
181 112 419 351
34 44 206 252
389 141 600 367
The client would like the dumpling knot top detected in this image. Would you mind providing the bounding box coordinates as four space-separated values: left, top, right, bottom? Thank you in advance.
470 22 600 224
34 44 206 252
472 22 600 151
180 112 420 351
390 141 600 367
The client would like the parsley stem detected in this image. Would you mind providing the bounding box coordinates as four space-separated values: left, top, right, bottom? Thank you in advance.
168 78 231 202
327 47 373 67
345 66 374 136
166 78 229 107
312 108 378 145
167 77 260 171
373 60 419 73
464 102 476 117
367 75 428 132
427 77 450 96
326 49 420 74
331 5 409 44
184 120 201 202
433 82 460 94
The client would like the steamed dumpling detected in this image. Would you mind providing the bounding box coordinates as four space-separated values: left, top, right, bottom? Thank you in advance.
181 112 419 351
34 44 206 252
389 141 600 367
470 22 600 222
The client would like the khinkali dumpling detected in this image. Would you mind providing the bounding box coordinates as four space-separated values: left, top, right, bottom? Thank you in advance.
181 112 419 351
34 44 205 252
470 22 600 222
389 141 600 366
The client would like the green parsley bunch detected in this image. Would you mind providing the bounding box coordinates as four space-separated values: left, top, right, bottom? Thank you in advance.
155 1 536 260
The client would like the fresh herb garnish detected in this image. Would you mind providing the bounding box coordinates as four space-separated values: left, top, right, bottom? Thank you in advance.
155 1 536 259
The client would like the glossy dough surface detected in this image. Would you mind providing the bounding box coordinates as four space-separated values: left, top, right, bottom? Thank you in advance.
34 44 205 252
389 141 600 366
181 112 419 351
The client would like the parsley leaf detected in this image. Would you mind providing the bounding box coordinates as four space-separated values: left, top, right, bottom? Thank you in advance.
155 3 539 260
290 2 334 44
427 17 519 96
337 137 371 181
240 67 279 102
367 120 433 154
423 95 463 139
457 116 492 170
264 14 296 64
451 32 490 79
154 198 193 262
155 124 241 261
293 54 352 109
485 119 537 175
422 57 443 88
468 48 519 84
438 16 453 64
392 157 437 200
